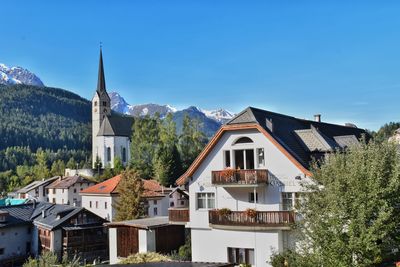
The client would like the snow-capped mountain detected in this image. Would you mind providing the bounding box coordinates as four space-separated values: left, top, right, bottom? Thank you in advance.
0 63 44 86
201 108 235 124
109 91 234 124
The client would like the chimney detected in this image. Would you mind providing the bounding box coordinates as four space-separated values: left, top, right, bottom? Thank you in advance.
266 118 274 132
314 114 321 122
0 211 9 223
42 210 46 218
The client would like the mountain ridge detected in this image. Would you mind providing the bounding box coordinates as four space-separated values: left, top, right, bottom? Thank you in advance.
0 63 44 87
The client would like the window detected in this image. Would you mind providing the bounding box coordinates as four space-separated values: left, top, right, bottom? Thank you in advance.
103 101 107 106
52 198 56 203
122 147 127 162
228 247 254 266
234 137 254 144
53 189 56 194
154 207 158 216
96 201 98 209
105 202 108 209
62 189 64 193
107 147 111 162
249 192 258 203
73 188 77 193
89 201 92 208
170 202 174 207
224 150 231 168
94 101 97 106
62 199 64 204
234 149 254 169
27 227 31 234
153 200 157 205
196 193 215 209
282 193 294 211
0 248 4 255
257 148 265 167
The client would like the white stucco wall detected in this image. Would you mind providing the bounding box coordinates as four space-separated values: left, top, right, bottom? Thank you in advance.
95 136 130 169
48 182 95 207
109 228 118 264
147 196 169 217
0 225 32 261
81 195 116 221
187 129 310 266
138 229 156 253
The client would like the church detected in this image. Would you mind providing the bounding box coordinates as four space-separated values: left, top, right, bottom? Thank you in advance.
92 49 133 168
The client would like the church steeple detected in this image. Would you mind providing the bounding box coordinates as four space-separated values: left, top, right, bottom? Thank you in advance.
97 47 106 93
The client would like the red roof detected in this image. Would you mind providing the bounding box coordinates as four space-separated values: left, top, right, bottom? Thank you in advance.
80 175 121 194
80 175 169 198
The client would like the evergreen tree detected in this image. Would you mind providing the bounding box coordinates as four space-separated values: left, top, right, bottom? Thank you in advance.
130 115 161 178
113 156 125 175
281 140 400 267
179 115 206 171
154 113 182 185
34 149 50 179
66 157 77 169
114 169 144 221
50 160 65 177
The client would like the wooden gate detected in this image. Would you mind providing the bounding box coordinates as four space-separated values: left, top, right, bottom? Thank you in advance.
117 226 139 257
155 225 185 254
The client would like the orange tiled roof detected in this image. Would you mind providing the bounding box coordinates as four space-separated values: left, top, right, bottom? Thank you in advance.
81 174 167 198
80 175 122 194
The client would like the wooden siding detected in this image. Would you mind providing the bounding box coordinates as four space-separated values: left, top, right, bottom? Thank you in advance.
211 169 268 185
209 210 295 227
155 225 185 254
117 226 139 258
169 208 189 223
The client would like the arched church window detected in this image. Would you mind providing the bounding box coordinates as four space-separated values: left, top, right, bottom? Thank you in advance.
103 101 107 106
233 137 254 145
122 147 127 162
107 147 111 162
94 101 97 106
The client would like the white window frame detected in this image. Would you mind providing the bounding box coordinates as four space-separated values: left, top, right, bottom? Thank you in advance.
256 148 265 167
196 192 215 210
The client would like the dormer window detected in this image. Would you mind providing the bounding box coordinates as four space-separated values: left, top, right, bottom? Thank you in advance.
233 137 253 145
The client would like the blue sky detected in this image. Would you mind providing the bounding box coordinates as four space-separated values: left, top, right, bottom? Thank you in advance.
1 1 400 130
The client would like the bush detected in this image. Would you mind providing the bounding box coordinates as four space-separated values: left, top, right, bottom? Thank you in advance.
119 252 171 264
217 208 232 217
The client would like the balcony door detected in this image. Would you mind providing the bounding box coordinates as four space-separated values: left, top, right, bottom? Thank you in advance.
234 149 254 170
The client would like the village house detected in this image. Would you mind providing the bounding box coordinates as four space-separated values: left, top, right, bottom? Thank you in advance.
16 176 59 202
173 107 367 267
0 202 107 266
46 175 96 207
33 203 108 262
80 175 175 221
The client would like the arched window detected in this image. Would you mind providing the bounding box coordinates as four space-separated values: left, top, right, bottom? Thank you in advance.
94 101 97 106
122 147 127 162
107 147 111 162
233 137 254 145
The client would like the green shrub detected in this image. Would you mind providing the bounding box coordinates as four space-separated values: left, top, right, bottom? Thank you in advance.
119 252 171 264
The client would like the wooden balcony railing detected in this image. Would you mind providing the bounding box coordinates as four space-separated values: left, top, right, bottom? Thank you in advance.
169 208 189 223
211 169 268 185
209 210 295 227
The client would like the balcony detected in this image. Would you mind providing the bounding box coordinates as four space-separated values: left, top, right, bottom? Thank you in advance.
211 169 268 186
209 210 295 230
169 208 189 224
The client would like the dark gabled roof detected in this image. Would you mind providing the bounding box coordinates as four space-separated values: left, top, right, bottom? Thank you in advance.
97 115 134 137
106 216 169 230
33 204 83 230
16 176 59 194
0 202 51 228
226 107 367 168
47 175 95 189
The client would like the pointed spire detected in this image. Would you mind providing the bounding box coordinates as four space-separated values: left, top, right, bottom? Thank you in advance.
97 45 106 93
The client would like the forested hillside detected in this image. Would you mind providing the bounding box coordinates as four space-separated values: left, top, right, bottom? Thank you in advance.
0 84 91 151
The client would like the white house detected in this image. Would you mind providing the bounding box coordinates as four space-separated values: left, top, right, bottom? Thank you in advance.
47 175 96 207
16 176 59 202
92 48 133 169
174 107 366 267
81 175 173 222
0 207 34 266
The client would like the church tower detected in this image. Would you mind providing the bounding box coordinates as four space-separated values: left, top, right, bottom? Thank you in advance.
92 48 111 168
